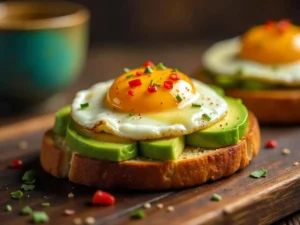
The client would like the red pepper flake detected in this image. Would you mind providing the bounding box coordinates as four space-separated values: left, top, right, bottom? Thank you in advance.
92 190 115 206
10 159 23 168
143 61 154 67
277 19 290 33
135 71 143 76
169 73 181 81
129 79 142 88
265 140 277 149
147 85 158 93
264 20 276 30
164 80 173 90
128 89 134 96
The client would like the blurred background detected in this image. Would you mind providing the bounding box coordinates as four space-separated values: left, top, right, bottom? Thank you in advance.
1 0 300 124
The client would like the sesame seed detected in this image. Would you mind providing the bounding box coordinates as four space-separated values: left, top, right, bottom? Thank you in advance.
68 192 74 198
293 162 299 166
167 206 174 212
85 216 95 224
73 217 82 225
144 203 151 209
282 148 291 155
18 141 28 150
156 203 164 209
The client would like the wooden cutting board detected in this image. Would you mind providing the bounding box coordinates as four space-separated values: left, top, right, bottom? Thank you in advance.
1 115 300 225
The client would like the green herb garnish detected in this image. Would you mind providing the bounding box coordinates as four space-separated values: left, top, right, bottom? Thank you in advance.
211 194 222 202
32 212 49 223
21 206 33 215
171 68 178 72
149 80 153 86
235 68 244 76
128 112 135 117
156 62 166 70
124 68 131 73
11 190 23 199
153 83 161 87
144 66 153 74
22 170 36 184
5 205 12 212
271 65 279 71
176 94 182 103
202 113 211 121
80 103 89 109
126 74 134 79
250 168 267 178
41 202 50 207
130 209 145 219
192 103 201 108
21 184 35 191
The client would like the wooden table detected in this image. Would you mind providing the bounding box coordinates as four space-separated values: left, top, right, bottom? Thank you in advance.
0 44 300 225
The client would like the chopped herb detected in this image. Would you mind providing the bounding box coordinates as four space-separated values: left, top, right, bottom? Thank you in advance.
211 194 222 201
41 202 50 207
21 206 33 215
192 103 201 108
130 209 145 219
22 170 36 184
32 211 49 223
5 205 12 212
149 80 153 86
124 68 131 73
156 62 166 69
80 103 89 109
250 168 267 178
126 74 134 79
271 65 279 70
144 66 153 74
202 113 211 121
21 183 35 191
153 83 161 87
128 112 135 117
235 68 244 76
176 94 182 103
171 68 178 72
11 190 23 199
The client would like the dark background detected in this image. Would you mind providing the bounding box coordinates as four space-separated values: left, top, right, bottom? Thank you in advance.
70 0 300 45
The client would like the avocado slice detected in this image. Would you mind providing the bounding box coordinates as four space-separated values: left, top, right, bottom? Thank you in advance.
209 85 225 96
53 105 71 136
139 136 185 160
241 79 276 90
214 75 241 88
185 97 248 148
66 121 137 162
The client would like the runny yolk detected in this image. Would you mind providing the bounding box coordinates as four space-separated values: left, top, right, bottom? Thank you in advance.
240 20 300 64
106 67 197 114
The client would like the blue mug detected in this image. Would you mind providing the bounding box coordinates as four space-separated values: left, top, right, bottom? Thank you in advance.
0 1 89 103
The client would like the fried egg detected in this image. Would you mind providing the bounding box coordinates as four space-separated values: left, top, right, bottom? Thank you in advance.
72 65 227 140
202 20 300 86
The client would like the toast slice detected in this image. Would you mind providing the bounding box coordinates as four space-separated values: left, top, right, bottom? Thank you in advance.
40 111 260 190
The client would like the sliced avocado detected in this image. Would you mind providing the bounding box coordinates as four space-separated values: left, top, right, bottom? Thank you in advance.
66 121 137 162
214 75 241 88
209 85 225 96
185 97 248 148
241 79 276 90
139 136 185 160
53 105 71 136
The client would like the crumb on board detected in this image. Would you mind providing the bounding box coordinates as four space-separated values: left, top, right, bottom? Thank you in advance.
73 217 82 225
144 203 151 209
293 162 299 166
85 216 95 225
68 192 74 198
156 203 164 209
167 206 174 212
64 209 75 216
282 148 291 155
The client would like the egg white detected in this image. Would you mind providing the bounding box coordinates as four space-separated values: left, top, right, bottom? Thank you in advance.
202 37 300 86
71 79 228 140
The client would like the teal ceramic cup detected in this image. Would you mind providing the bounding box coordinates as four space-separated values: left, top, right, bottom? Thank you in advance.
0 1 89 103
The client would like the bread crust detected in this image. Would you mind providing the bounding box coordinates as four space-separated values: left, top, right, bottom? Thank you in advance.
41 112 260 190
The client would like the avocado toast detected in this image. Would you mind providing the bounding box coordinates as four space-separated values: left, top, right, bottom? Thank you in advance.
41 62 260 190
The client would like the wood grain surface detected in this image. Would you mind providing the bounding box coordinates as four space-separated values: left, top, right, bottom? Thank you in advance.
1 45 300 225
0 114 300 225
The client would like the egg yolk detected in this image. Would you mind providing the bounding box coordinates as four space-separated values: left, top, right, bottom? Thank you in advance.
240 20 300 64
106 67 197 114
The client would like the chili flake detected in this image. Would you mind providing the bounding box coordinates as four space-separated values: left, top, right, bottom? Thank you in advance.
92 190 115 206
164 81 173 89
169 73 180 81
277 19 290 33
265 140 277 149
264 20 276 30
143 61 154 67
128 89 134 96
135 71 143 76
129 79 142 88
10 159 23 168
147 85 158 93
